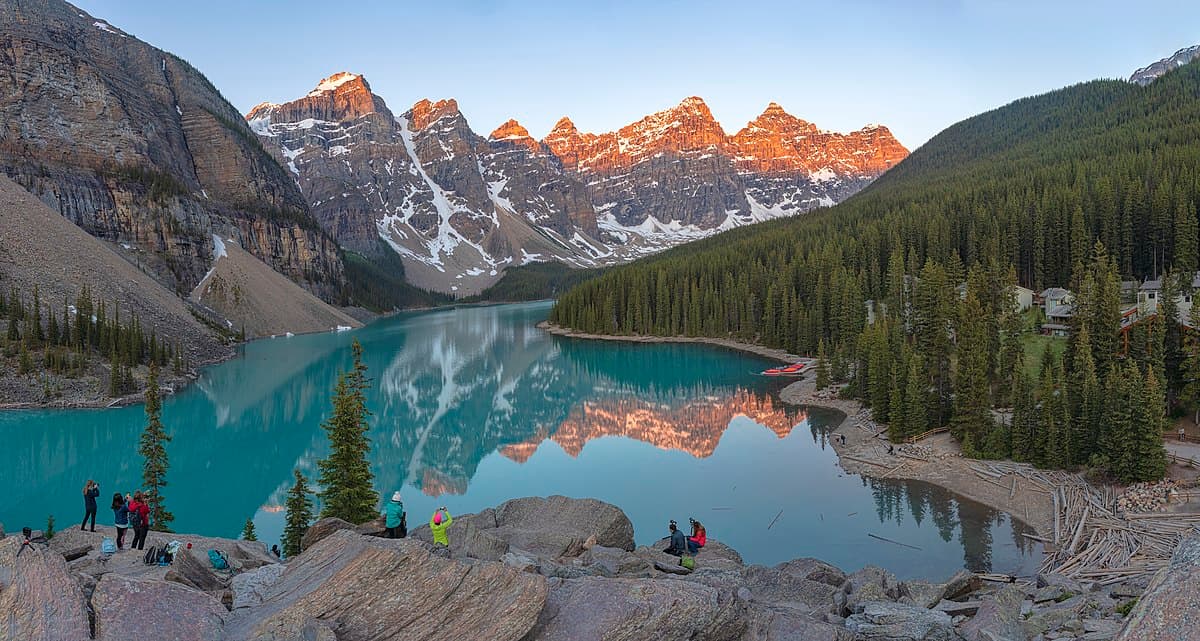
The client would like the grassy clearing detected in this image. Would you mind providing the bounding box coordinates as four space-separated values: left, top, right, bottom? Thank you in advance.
1021 333 1067 377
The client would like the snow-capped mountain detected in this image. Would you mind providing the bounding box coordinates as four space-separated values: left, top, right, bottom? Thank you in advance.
248 74 907 294
1130 44 1200 86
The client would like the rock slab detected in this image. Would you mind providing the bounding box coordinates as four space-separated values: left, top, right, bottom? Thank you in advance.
226 530 547 641
0 537 91 641
1116 532 1200 641
92 574 227 641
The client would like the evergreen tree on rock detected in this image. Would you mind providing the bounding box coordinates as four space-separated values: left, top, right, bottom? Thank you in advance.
140 361 173 531
242 518 258 541
317 339 379 524
282 469 313 558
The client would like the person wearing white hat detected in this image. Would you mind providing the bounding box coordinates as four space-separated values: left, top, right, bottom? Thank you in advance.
383 491 406 538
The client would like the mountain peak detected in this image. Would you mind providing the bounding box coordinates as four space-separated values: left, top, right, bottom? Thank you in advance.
409 98 461 130
549 117 579 136
490 119 532 141
763 101 786 113
307 72 367 97
1130 44 1200 86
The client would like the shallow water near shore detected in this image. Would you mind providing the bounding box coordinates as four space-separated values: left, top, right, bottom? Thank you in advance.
0 301 1039 578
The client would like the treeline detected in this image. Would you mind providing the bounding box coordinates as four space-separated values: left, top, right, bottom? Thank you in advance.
339 243 450 312
467 262 607 303
1 284 185 395
549 64 1200 481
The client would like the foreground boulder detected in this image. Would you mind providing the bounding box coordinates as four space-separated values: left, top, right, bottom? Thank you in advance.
959 584 1024 641
300 516 355 551
225 530 547 641
92 574 227 641
411 495 636 562
1116 532 1200 641
0 536 91 641
845 601 955 641
525 575 746 641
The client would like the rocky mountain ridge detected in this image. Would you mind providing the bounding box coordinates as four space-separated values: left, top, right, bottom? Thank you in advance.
1129 44 1200 85
0 0 344 302
249 73 907 294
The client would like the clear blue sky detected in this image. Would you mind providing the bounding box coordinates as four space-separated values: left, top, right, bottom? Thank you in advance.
73 0 1198 150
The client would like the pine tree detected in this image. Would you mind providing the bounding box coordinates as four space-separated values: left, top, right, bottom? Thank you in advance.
282 469 313 558
1009 369 1037 462
902 355 928 440
952 291 994 454
139 361 173 531
316 340 379 524
1182 305 1200 425
814 338 831 390
241 518 258 541
1128 366 1169 482
1068 326 1101 465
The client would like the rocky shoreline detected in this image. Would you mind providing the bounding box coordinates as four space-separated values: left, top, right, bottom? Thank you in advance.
1 495 1181 640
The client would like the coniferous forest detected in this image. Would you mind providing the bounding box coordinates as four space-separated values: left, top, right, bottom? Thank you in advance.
550 63 1200 481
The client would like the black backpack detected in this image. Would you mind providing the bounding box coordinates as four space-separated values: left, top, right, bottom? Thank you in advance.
143 546 158 565
398 513 408 538
128 508 143 529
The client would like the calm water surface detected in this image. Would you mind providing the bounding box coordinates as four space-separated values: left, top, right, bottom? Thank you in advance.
0 302 1039 578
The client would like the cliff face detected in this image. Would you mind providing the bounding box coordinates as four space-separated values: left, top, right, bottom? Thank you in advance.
251 78 907 294
0 0 342 298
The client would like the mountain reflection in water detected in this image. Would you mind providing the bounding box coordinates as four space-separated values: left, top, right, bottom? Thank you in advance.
0 302 1039 577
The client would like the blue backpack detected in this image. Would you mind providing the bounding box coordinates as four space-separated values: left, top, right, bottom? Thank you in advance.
100 537 116 555
208 549 230 570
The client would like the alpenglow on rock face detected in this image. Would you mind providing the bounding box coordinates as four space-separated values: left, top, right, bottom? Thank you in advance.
248 74 907 294
1129 44 1200 85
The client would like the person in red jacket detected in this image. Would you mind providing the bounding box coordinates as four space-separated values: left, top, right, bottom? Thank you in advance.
127 491 151 550
687 518 706 555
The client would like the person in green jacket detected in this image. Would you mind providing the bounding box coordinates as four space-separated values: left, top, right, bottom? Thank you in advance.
383 491 406 539
430 507 452 547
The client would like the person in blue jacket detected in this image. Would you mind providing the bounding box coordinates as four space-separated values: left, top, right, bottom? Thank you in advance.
111 493 130 549
383 491 406 538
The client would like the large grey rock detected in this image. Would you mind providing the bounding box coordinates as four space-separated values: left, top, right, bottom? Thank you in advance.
846 565 907 613
1117 532 1200 641
775 557 848 588
299 517 355 552
231 563 285 610
494 496 635 553
578 544 653 577
225 530 546 641
938 569 982 601
410 497 635 562
0 536 91 641
741 564 840 617
524 576 747 641
165 548 226 592
49 528 97 561
92 574 227 641
960 585 1025 641
844 601 955 640
741 605 856 641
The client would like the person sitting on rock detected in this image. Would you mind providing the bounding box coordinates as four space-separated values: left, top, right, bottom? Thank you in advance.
430 507 452 548
384 491 406 539
271 544 281 558
664 520 687 556
686 518 707 555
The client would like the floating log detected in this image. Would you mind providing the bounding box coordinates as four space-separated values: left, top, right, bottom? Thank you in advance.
868 533 922 551
767 510 784 530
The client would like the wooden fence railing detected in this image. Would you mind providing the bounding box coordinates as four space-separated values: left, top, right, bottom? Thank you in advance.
906 426 951 444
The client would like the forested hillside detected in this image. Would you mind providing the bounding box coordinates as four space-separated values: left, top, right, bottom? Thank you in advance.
552 63 1200 351
550 62 1200 480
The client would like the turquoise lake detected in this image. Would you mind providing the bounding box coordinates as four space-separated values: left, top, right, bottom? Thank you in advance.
0 301 1039 578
